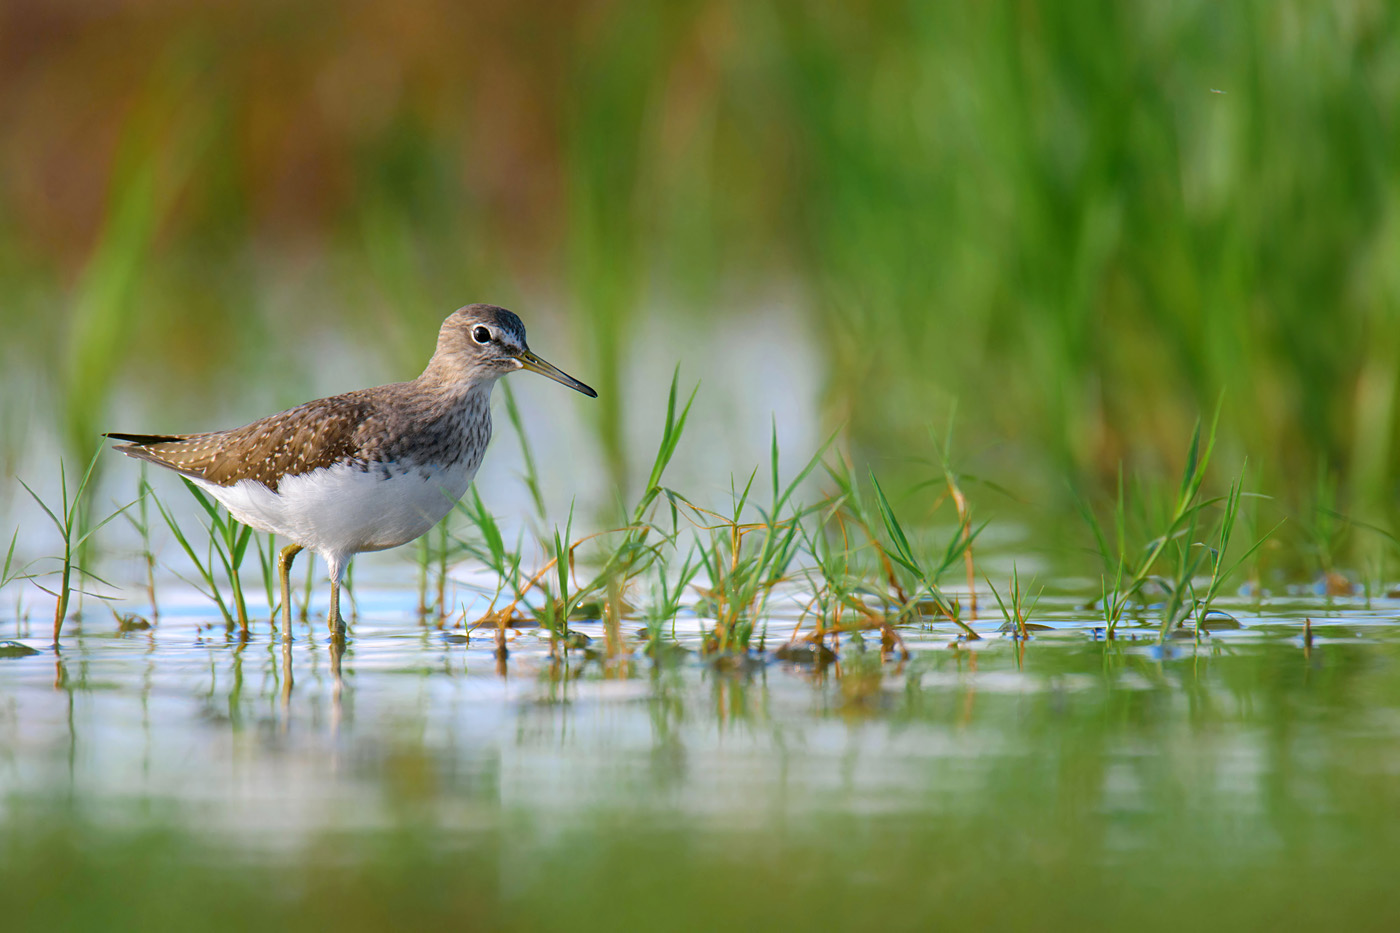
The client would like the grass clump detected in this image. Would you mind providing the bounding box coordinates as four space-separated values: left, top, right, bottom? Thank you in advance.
1078 413 1279 640
452 370 696 649
793 489 906 661
686 426 830 654
869 470 980 639
987 565 1044 639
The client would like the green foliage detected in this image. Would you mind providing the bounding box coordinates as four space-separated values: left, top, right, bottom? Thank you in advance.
60 61 212 471
153 481 254 630
18 448 136 644
987 565 1043 639
869 470 981 638
450 369 698 645
413 518 459 622
1 528 21 593
1079 412 1280 639
121 469 160 620
685 424 832 653
3 1 1396 550
501 382 548 524
641 546 700 645
251 532 280 624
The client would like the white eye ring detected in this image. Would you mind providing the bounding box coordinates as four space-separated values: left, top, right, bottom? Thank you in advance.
472 325 492 344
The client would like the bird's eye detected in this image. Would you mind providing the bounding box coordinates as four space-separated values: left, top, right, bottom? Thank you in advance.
472 326 491 344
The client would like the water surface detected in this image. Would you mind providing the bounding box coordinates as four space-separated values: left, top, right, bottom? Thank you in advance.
3 591 1400 929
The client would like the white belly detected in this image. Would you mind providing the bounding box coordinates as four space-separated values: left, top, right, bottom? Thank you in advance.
193 459 475 556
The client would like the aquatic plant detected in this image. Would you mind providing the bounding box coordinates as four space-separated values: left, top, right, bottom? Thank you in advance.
1 528 20 597
987 564 1043 639
1078 414 1280 639
19 449 137 644
120 469 160 620
641 545 700 646
1191 467 1281 630
687 425 831 653
252 532 280 624
869 470 980 639
414 518 460 622
794 492 906 660
453 485 528 630
453 369 697 646
154 480 253 630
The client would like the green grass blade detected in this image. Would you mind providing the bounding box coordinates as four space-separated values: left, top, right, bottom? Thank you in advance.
501 381 547 521
18 479 64 534
1 528 18 587
869 471 918 574
73 496 142 550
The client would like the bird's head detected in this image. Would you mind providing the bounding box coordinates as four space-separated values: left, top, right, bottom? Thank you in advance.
426 304 597 398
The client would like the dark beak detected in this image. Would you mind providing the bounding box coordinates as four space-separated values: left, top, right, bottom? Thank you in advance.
517 348 598 398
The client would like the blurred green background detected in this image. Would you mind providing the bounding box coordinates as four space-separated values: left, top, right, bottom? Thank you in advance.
2 0 1398 560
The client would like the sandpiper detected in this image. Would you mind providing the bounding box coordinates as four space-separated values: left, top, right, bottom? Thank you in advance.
107 304 596 635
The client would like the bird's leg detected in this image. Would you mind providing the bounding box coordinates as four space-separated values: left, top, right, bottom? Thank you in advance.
280 637 294 714
277 543 303 637
328 632 345 735
325 552 351 638
327 574 344 636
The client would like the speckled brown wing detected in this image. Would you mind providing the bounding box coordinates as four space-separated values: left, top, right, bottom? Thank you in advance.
106 393 374 493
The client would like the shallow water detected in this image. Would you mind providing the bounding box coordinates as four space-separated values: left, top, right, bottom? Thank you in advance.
5 588 1400 928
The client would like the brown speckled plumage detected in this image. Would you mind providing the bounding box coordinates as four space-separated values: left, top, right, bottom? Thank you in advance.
106 383 491 492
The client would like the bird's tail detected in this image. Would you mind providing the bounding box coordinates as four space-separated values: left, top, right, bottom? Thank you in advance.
104 432 218 481
104 432 185 446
